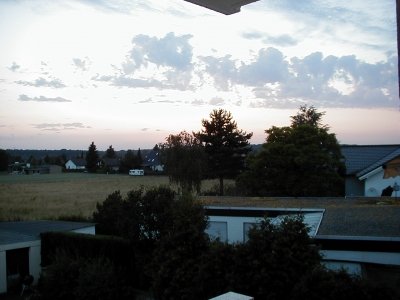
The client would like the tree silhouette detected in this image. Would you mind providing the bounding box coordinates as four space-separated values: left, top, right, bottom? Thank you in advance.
86 142 99 173
195 109 252 196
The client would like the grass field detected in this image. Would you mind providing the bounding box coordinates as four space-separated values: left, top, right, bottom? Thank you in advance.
0 173 222 221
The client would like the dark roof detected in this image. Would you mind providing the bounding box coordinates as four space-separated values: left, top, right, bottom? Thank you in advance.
341 144 400 175
0 220 94 245
142 150 162 167
200 196 400 238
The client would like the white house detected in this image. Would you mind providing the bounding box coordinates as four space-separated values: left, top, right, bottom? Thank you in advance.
0 221 95 294
65 158 86 170
203 198 400 284
341 145 400 197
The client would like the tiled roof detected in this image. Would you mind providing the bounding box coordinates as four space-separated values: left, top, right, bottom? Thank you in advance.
341 145 400 175
0 220 94 246
357 148 400 177
201 196 400 238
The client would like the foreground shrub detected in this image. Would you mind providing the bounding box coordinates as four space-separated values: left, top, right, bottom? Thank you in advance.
39 251 135 300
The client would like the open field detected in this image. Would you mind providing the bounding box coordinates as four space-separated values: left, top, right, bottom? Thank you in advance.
0 173 223 221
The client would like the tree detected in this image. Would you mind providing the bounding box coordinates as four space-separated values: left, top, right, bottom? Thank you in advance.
150 194 209 300
230 216 321 300
119 150 138 173
237 106 345 196
0 149 9 171
136 148 143 166
160 131 206 193
195 109 253 196
86 142 99 173
105 145 116 158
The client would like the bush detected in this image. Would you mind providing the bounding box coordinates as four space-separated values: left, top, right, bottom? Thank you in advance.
39 251 135 300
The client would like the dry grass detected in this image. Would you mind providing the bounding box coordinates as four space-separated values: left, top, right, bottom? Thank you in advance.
0 173 222 221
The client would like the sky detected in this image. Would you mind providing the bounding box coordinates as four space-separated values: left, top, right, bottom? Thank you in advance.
0 0 398 150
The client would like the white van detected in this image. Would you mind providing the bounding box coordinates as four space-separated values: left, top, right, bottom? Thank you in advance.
129 169 144 176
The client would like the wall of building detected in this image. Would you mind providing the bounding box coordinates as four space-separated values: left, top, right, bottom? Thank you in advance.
364 171 400 197
345 176 364 196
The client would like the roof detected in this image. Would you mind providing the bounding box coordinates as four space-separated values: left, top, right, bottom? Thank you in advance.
67 158 86 167
201 196 400 238
341 144 400 176
184 0 259 15
209 291 253 300
0 220 95 246
142 149 162 167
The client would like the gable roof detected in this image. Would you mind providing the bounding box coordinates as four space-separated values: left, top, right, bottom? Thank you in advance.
67 158 86 167
341 144 400 176
0 220 94 246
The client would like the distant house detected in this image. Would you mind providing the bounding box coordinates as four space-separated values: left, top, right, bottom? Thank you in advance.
341 144 400 197
65 158 86 170
142 149 164 172
0 221 95 294
203 197 400 291
99 157 120 172
8 163 51 175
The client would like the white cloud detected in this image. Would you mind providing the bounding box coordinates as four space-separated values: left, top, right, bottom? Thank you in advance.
16 77 66 88
18 94 72 102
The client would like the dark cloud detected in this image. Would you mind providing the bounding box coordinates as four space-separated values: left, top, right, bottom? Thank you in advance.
15 77 66 88
32 122 90 131
8 62 20 72
18 94 72 102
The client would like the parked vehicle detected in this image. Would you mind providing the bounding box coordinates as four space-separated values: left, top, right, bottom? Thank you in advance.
129 169 144 176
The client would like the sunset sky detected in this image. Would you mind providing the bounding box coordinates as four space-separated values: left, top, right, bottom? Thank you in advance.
0 0 398 150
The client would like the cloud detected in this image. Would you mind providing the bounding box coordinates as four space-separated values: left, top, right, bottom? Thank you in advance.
18 94 72 103
8 62 20 72
72 57 90 71
238 48 290 85
242 31 298 47
262 34 298 47
92 32 195 91
200 47 397 109
129 32 193 71
15 77 66 88
209 97 225 106
32 122 90 131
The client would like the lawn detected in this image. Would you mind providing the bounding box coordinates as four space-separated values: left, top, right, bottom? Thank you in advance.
0 173 221 221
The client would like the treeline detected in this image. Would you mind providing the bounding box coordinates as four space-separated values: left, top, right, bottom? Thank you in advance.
159 105 345 197
35 186 396 300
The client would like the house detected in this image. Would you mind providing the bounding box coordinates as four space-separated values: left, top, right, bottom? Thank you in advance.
99 157 120 172
341 144 400 197
0 221 95 294
202 196 400 290
142 148 164 172
65 158 86 170
209 291 254 300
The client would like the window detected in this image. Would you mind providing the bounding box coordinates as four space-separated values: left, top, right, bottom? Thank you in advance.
206 221 227 242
